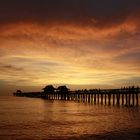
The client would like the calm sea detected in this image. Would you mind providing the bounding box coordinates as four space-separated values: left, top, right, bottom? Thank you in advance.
0 96 140 140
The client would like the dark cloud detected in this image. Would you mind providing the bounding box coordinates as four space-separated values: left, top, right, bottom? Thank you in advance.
113 77 140 85
0 0 140 26
113 51 140 67
0 63 24 71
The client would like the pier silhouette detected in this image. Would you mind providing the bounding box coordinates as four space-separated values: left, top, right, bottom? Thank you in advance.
13 86 139 107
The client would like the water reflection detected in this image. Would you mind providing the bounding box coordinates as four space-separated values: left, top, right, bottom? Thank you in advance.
0 96 140 139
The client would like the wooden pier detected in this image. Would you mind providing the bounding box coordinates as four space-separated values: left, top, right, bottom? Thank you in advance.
13 86 139 107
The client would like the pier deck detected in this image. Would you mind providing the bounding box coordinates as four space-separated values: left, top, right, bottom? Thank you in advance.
13 87 139 107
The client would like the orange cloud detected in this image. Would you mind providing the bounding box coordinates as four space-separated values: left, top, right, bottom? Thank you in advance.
0 20 140 88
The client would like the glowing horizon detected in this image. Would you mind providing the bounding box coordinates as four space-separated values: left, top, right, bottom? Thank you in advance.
0 0 140 94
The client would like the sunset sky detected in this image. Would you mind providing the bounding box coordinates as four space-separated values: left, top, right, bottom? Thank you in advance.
0 0 140 94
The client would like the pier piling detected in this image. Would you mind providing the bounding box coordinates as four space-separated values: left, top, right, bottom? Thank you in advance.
14 86 139 107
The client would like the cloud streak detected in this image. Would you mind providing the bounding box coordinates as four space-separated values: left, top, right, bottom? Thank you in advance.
0 0 140 93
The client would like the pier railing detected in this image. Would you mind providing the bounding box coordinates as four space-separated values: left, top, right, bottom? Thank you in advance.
13 87 139 107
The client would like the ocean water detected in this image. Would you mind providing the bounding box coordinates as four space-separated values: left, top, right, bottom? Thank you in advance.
0 96 140 140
